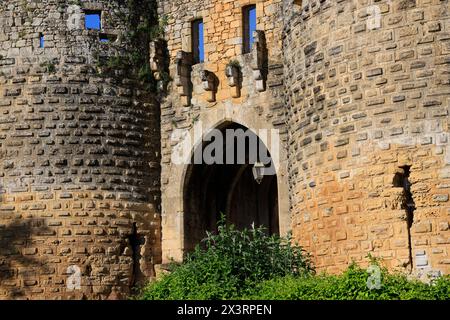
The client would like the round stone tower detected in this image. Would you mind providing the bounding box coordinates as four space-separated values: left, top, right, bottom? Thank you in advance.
283 0 450 276
0 0 161 299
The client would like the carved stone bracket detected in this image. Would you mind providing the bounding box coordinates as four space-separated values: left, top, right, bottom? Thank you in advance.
225 64 241 98
150 39 168 92
175 51 193 106
200 70 218 102
250 30 268 92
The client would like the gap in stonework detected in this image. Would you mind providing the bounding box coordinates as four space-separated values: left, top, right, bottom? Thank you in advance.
393 165 416 271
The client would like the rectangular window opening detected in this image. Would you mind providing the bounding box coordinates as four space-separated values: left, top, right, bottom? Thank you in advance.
99 33 109 43
192 19 204 64
85 11 101 30
39 33 44 48
243 5 257 54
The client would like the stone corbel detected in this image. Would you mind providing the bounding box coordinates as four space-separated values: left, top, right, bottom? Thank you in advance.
175 51 193 106
200 70 217 102
250 30 268 92
150 39 168 92
225 63 241 98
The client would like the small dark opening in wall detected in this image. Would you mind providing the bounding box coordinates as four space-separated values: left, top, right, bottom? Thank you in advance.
293 0 303 6
99 33 116 43
393 165 415 270
393 171 404 188
39 33 44 48
393 166 415 221
128 222 143 287
85 11 101 30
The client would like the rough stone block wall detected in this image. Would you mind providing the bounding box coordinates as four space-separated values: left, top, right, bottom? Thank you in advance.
283 0 450 275
0 0 161 299
157 0 290 262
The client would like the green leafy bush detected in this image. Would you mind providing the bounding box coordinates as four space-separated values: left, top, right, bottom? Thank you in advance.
140 218 314 300
244 263 450 300
139 218 449 300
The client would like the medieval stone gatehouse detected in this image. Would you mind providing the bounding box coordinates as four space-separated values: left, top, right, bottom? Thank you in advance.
0 0 449 299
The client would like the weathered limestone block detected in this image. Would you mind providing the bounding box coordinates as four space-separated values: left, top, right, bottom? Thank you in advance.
150 38 168 92
250 30 268 92
200 69 217 102
225 64 241 98
174 50 193 106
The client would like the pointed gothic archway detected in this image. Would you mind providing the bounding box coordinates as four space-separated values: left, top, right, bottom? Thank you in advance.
183 122 279 252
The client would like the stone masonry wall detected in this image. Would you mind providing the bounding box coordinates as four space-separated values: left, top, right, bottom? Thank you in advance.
157 0 290 263
283 0 450 275
0 0 161 299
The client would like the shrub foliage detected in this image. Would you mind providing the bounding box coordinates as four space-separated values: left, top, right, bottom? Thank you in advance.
139 218 450 300
244 264 449 300
140 218 313 300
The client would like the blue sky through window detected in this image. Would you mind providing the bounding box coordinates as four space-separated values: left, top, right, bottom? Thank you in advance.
198 21 204 63
39 34 44 48
248 7 256 51
85 13 101 30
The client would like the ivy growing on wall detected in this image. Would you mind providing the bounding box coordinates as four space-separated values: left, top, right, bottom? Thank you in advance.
97 0 168 91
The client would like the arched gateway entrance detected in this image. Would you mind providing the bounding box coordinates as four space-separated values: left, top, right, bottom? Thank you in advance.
183 122 279 252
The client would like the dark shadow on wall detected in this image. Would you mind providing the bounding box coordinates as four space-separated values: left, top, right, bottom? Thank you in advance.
0 217 51 299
